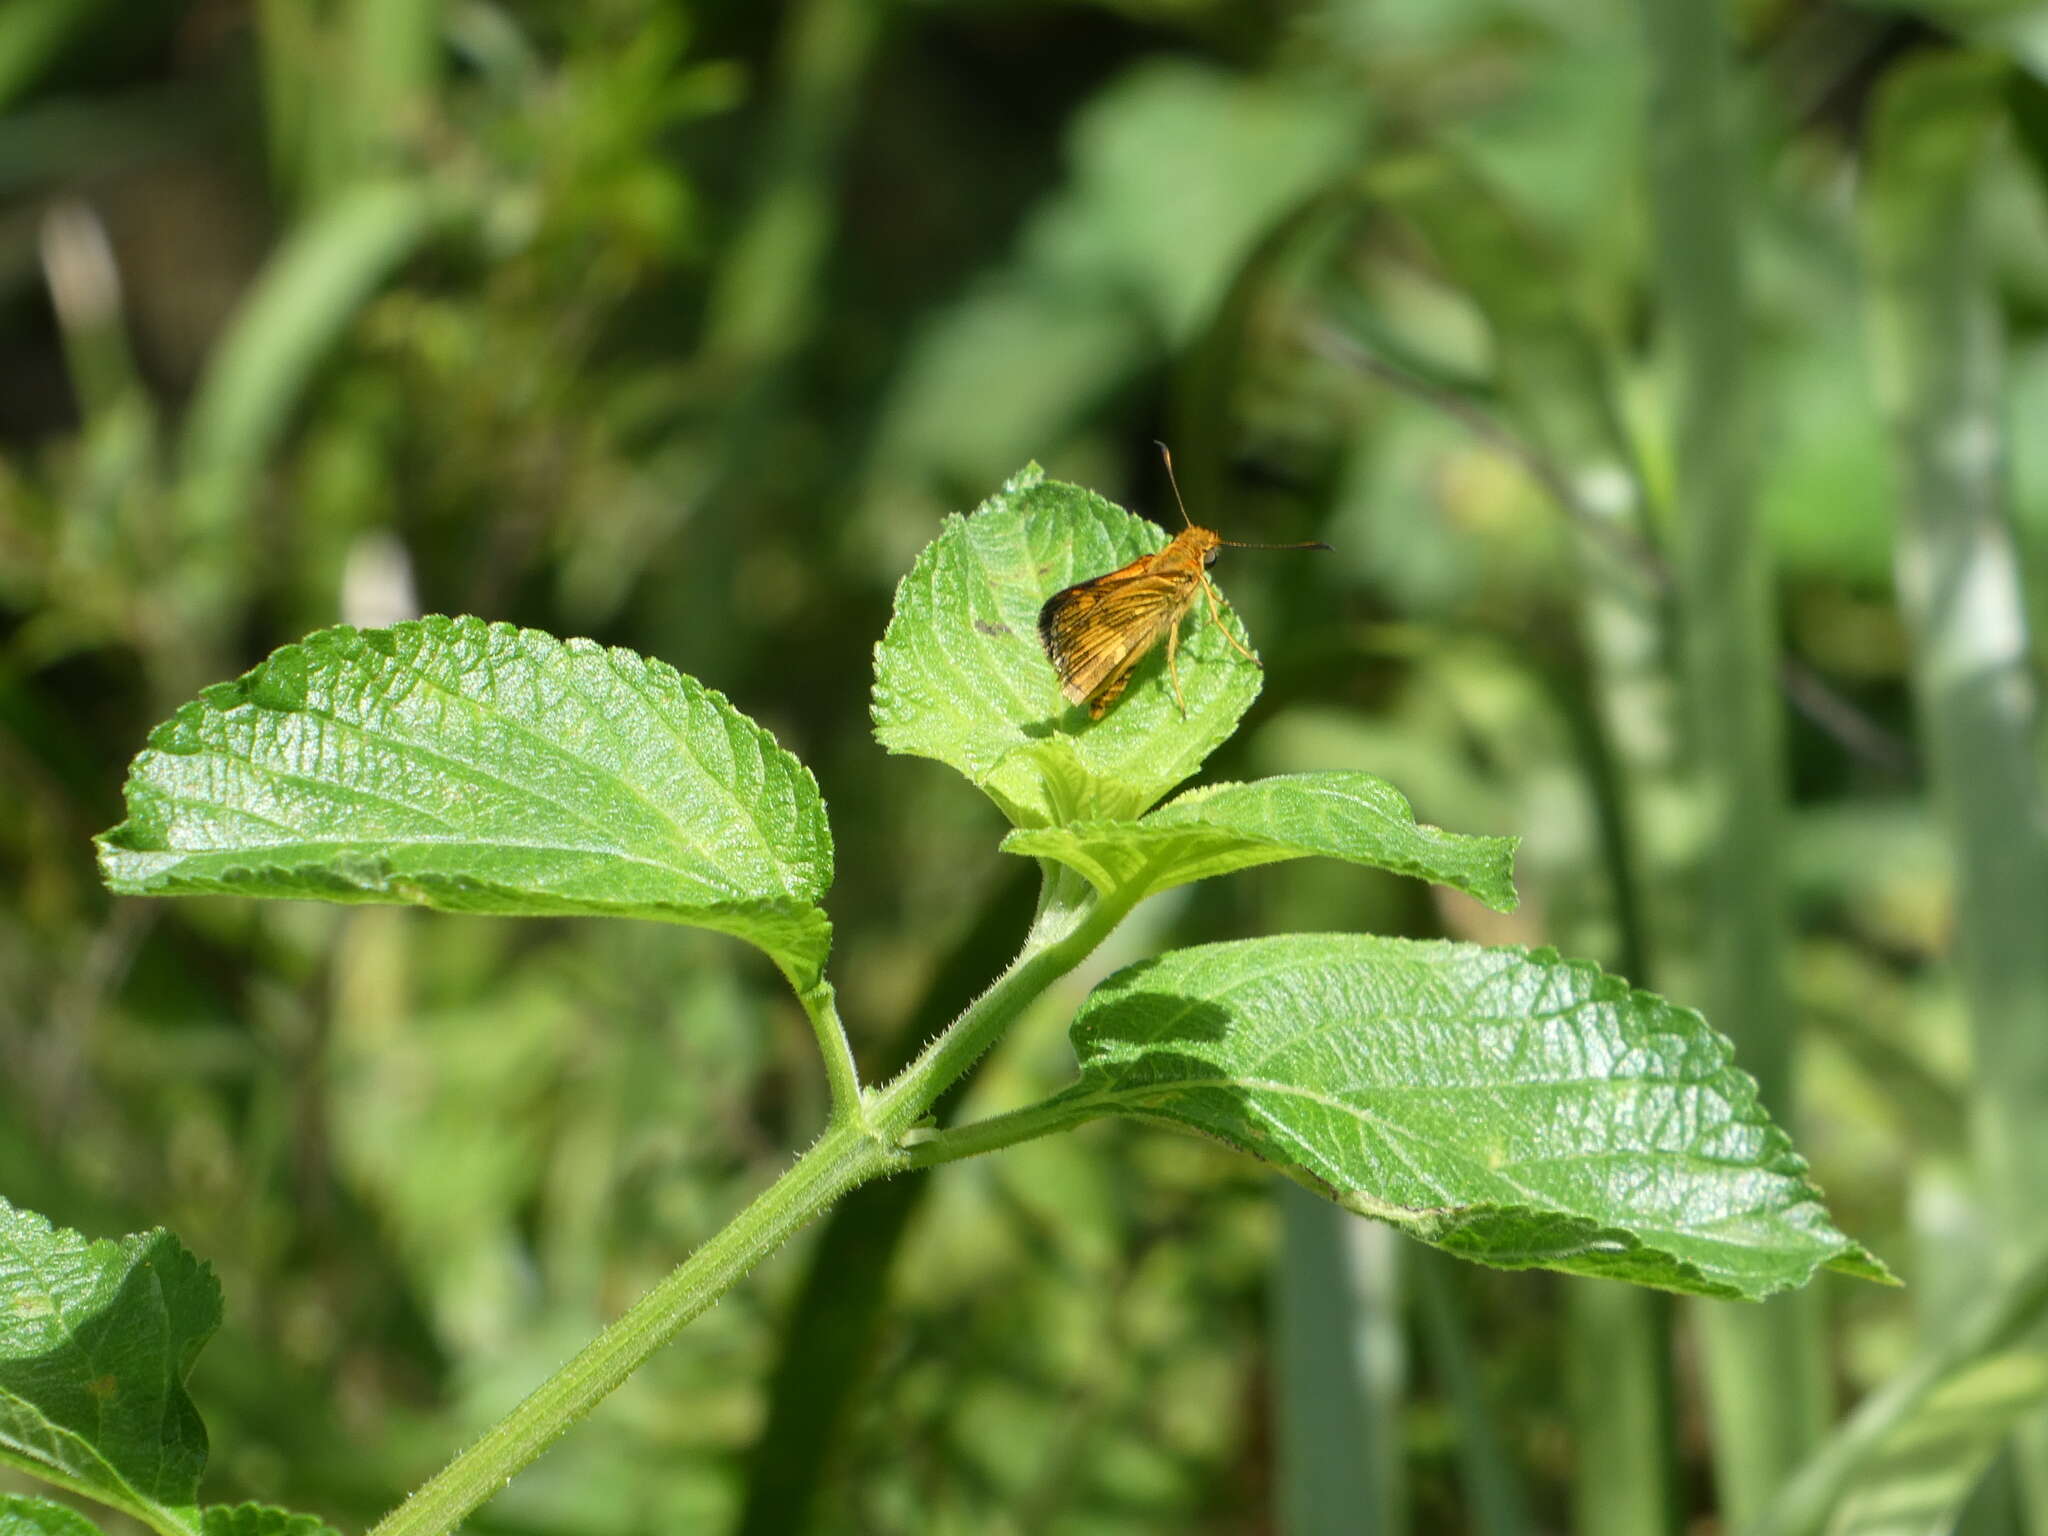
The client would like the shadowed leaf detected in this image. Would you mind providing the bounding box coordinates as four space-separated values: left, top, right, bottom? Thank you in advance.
1055 937 1891 1299
0 1199 219 1531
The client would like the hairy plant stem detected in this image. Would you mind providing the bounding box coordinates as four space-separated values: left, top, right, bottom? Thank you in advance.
898 1090 1105 1168
368 863 1138 1536
793 975 867 1127
366 1117 889 1536
871 864 1136 1132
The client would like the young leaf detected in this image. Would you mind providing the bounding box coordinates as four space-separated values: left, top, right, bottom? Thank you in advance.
1001 770 1518 911
871 465 1262 826
0 1198 220 1531
1054 937 1890 1299
0 1497 113 1536
96 616 836 988
200 1505 344 1536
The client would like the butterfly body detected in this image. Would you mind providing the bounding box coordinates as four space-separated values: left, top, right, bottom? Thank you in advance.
1037 447 1329 720
1038 525 1251 719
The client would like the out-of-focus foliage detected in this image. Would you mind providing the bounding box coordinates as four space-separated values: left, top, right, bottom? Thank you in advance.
3 0 2044 1530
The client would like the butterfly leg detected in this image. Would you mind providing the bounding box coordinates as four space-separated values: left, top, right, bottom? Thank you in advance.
1165 614 1189 717
1202 577 1261 666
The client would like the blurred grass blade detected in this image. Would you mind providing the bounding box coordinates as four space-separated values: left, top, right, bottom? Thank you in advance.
1637 0 1831 1519
1864 48 2048 1525
345 0 444 174
0 1197 219 1531
1370 145 1681 1536
1414 1249 1534 1536
38 199 141 426
1827 1357 2048 1536
174 178 438 643
1276 1183 1404 1536
1058 936 1889 1298
703 0 880 367
95 617 837 989
0 0 111 113
1001 770 1518 910
1568 1280 1678 1536
1752 1239 2048 1536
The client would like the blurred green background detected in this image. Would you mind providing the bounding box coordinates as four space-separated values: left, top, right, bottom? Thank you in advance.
5 0 2048 1531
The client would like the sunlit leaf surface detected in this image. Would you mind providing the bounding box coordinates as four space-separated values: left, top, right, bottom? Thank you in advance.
97 616 835 986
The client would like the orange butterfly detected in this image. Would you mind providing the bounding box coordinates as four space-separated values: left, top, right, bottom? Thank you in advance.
1038 446 1329 719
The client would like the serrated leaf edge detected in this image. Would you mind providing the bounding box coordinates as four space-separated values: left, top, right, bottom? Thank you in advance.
101 616 834 903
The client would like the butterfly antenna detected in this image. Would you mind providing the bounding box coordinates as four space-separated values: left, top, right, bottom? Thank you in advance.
1154 440 1194 530
1217 537 1334 551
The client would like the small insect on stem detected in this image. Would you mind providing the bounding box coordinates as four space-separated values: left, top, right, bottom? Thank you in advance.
1038 444 1331 719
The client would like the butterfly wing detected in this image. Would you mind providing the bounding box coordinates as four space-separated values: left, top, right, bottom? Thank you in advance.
1038 560 1194 716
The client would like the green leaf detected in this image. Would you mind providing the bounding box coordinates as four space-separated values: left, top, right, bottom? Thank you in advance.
96 616 835 988
1001 770 1518 910
1826 1354 2048 1536
1057 937 1891 1299
871 465 1262 826
0 1197 220 1531
0 1496 112 1536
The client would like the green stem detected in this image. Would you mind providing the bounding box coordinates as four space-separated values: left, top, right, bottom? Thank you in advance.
1567 1281 1677 1536
1637 0 1829 1522
367 867 1137 1535
367 1119 890 1536
732 866 1038 1536
897 1091 1105 1169
793 976 866 1128
870 867 1137 1133
700 0 883 367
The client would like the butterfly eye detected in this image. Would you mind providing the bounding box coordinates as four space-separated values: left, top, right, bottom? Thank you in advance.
1203 548 1219 568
